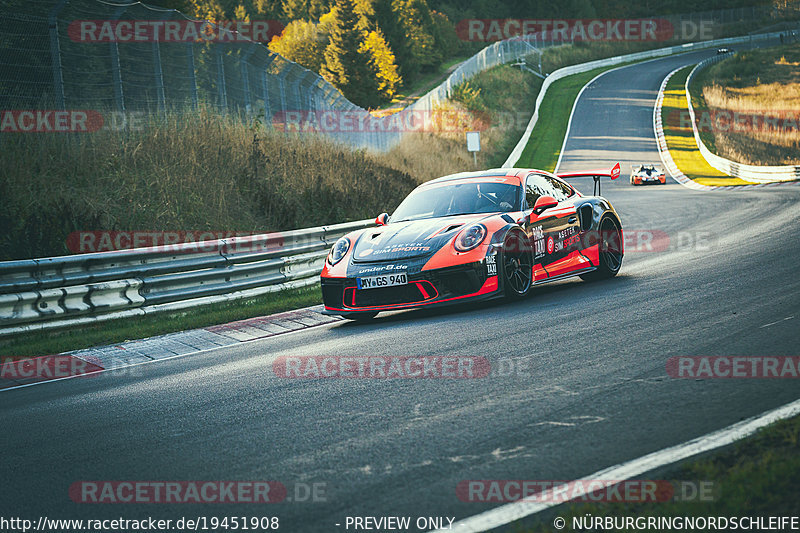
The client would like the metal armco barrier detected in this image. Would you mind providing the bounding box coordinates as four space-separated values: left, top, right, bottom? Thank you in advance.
685 54 800 183
504 31 790 167
0 220 372 336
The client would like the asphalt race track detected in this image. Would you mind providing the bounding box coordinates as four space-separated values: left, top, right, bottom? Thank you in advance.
2 48 799 532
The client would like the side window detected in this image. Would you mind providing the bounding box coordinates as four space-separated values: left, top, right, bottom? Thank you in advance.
545 176 573 201
525 174 558 207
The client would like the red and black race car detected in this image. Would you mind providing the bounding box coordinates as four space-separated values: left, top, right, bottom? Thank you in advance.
321 164 624 320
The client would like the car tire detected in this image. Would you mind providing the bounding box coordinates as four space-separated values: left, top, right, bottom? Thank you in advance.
500 231 532 298
580 217 623 281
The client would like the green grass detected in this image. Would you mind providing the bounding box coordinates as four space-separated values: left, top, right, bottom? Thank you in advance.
448 64 543 169
661 66 752 186
0 284 322 359
689 44 800 166
515 66 612 172
519 413 800 531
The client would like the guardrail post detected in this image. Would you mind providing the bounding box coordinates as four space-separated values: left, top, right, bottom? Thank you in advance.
110 6 128 113
48 0 68 110
277 69 289 122
215 44 228 112
186 43 198 110
240 47 257 114
152 14 168 114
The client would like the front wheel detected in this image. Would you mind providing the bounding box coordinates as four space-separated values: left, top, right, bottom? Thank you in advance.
501 232 532 298
580 217 623 281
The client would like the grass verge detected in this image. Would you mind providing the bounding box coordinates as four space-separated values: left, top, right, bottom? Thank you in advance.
514 67 609 172
381 63 542 181
514 59 659 172
661 66 753 186
0 284 322 359
690 43 800 166
520 413 800 531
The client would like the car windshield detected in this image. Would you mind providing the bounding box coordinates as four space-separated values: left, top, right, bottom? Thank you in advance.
391 181 520 222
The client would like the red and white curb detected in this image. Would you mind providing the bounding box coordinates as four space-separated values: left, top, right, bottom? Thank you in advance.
0 305 342 391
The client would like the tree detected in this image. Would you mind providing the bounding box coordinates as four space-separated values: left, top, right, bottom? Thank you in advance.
360 29 401 99
269 20 328 71
321 0 382 107
356 0 415 79
396 0 440 69
430 10 460 59
282 0 332 20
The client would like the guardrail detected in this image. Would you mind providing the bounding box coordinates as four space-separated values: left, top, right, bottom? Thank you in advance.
0 220 373 336
504 31 788 167
685 54 800 183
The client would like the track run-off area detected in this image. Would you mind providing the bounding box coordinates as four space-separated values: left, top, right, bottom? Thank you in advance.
2 47 799 532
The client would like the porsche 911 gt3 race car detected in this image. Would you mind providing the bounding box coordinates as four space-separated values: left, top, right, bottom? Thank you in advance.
321 165 624 320
630 164 666 185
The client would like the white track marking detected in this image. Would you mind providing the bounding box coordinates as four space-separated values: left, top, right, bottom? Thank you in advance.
760 316 795 329
434 397 800 532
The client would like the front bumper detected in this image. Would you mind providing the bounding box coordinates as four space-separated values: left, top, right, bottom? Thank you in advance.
321 261 500 315
633 176 666 185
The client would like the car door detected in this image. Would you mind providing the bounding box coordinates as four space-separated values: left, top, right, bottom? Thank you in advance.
542 175 587 278
521 173 581 280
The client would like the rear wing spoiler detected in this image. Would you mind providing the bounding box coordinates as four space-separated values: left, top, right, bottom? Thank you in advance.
557 162 620 196
630 164 664 172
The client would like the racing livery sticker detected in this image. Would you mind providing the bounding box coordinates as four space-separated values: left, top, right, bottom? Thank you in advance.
485 253 497 276
531 225 546 259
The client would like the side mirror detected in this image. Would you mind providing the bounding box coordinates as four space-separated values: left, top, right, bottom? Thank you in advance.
375 213 390 226
532 195 558 215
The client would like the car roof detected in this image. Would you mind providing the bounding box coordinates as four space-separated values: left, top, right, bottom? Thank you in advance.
423 168 542 187
424 168 516 184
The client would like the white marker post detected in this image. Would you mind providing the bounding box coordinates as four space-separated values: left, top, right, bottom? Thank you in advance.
466 131 480 168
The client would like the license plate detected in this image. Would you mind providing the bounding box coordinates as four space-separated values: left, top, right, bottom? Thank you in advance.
357 273 408 290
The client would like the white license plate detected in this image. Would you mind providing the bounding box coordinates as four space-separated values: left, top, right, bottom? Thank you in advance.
357 273 408 290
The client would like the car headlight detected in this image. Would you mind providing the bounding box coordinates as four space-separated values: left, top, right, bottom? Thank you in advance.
328 237 350 265
454 224 487 252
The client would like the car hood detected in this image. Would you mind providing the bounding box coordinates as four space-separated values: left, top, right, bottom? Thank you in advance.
351 214 487 263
